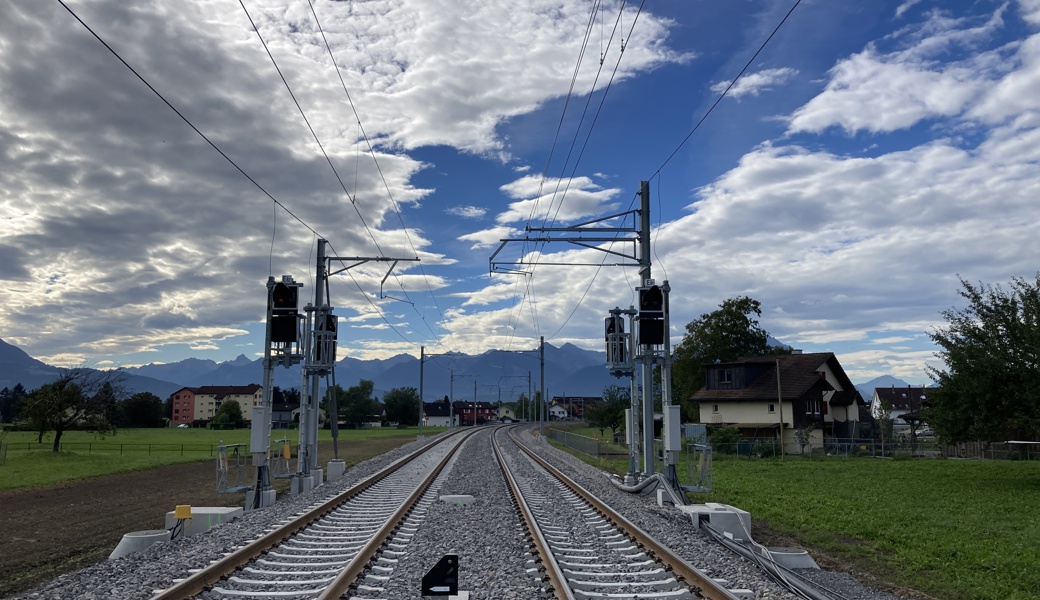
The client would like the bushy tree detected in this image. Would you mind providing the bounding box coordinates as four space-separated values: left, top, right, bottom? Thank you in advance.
213 399 245 429
20 369 126 451
928 275 1040 443
587 385 628 437
122 392 165 428
334 380 376 428
383 387 420 426
671 296 789 421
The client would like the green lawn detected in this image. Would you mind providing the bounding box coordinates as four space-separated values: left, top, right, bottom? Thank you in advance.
551 425 1040 600
0 426 445 490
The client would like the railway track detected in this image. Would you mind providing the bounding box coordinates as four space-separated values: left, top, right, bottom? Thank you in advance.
144 425 772 599
151 428 475 600
495 426 742 600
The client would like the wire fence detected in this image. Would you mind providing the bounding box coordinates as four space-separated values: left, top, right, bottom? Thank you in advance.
4 442 222 456
547 429 600 457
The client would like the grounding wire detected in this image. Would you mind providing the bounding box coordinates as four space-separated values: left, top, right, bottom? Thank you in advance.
55 0 326 243
305 0 460 354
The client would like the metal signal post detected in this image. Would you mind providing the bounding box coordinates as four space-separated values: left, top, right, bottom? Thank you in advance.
249 275 304 509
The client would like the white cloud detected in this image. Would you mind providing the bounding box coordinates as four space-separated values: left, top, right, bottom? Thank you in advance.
896 0 922 18
495 174 621 224
446 205 488 219
787 7 1009 135
712 67 798 98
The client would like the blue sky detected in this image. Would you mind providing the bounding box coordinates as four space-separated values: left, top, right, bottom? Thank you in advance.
3 0 1040 385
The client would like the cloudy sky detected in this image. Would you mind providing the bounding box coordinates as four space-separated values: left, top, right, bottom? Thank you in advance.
3 0 1039 385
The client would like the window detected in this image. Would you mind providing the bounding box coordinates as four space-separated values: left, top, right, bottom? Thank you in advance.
767 403 775 413
719 369 732 384
712 404 720 414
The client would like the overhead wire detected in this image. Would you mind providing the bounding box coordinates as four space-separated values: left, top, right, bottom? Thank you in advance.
303 0 460 354
59 0 421 350
55 0 325 243
508 1 646 345
648 0 803 180
237 0 430 346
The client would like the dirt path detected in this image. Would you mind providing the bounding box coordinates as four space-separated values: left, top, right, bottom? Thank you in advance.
0 438 408 598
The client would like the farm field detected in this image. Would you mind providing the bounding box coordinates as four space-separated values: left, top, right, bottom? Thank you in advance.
0 426 431 597
0 426 446 491
554 425 1040 600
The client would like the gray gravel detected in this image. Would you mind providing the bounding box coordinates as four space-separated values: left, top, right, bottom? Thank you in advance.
10 427 909 600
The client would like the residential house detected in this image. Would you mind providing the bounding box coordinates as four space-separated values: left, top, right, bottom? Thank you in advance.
452 400 495 425
495 404 516 422
548 404 568 420
271 396 300 428
550 396 600 420
870 386 937 432
169 387 197 425
692 352 865 452
192 384 264 423
424 399 455 427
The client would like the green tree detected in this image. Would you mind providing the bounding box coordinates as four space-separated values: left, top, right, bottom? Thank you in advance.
383 387 420 426
122 392 165 428
336 380 376 429
927 274 1040 443
213 399 245 429
20 369 125 452
586 385 628 437
671 296 789 421
162 394 174 422
0 383 28 423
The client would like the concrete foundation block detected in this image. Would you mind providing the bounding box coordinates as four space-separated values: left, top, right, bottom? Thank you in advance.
311 468 323 487
327 459 346 481
291 474 315 495
244 489 277 511
678 503 752 541
109 529 170 559
165 506 243 537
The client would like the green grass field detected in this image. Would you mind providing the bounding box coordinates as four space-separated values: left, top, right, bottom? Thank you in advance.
554 426 1040 600
0 426 446 490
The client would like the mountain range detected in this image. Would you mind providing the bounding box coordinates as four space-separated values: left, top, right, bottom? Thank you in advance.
0 338 626 402
0 337 921 404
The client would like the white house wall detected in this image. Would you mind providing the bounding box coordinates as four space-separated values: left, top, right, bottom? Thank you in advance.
702 401 791 426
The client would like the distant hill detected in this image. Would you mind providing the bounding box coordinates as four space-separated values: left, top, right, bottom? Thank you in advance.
855 375 911 401
0 338 183 399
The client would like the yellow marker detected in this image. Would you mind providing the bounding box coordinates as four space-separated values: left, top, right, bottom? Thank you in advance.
283 444 291 460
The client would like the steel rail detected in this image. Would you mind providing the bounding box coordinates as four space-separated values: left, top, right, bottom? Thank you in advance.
492 427 574 600
506 426 741 600
316 428 477 599
150 428 471 600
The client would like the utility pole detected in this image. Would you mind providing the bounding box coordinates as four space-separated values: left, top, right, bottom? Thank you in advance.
776 358 785 461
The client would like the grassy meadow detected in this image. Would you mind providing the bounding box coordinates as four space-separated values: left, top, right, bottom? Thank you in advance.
0 426 444 490
553 425 1040 600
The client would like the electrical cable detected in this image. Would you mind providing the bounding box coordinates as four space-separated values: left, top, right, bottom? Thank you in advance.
507 2 645 347
55 0 326 243
59 0 429 355
647 0 803 180
304 0 460 354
